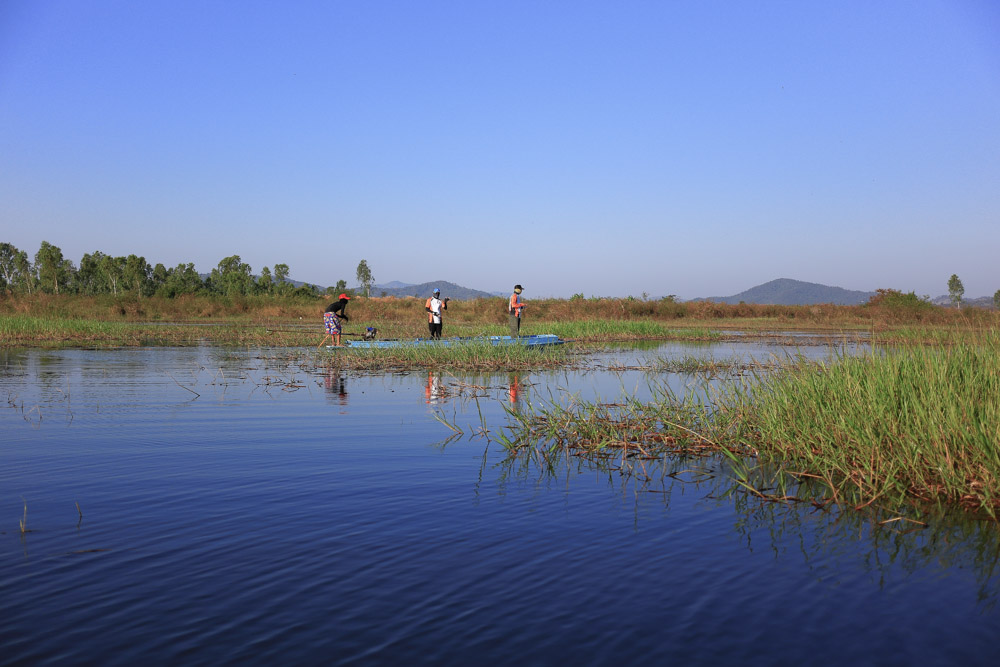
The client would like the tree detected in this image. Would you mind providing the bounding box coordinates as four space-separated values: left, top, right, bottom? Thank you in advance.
257 266 273 293
122 254 152 295
947 274 965 309
994 290 1000 310
355 259 373 297
35 241 72 294
0 242 32 293
14 249 34 293
272 263 291 295
151 263 168 292
334 279 347 293
99 254 125 295
75 251 109 294
211 255 254 296
158 263 203 297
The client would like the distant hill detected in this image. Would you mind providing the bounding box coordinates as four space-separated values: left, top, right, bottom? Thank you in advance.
354 280 496 301
929 295 995 309
694 278 875 305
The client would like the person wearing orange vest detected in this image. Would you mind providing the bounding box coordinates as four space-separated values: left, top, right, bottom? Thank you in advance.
425 288 448 338
508 284 525 337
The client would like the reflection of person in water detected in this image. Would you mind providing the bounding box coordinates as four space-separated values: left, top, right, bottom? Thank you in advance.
508 374 521 409
324 371 349 408
425 371 444 405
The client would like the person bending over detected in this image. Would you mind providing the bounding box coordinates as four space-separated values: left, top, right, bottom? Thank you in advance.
320 293 351 347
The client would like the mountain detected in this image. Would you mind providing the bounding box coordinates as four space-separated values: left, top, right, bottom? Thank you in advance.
356 280 496 301
929 295 995 309
694 278 875 305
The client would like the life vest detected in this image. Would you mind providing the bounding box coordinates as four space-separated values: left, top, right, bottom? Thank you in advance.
426 297 445 323
509 293 524 316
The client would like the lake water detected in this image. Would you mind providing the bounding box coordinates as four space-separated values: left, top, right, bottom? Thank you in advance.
2 342 998 665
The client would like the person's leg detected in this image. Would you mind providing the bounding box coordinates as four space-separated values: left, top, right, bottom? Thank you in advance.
509 312 517 337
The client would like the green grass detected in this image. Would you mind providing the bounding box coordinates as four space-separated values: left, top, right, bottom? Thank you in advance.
0 315 155 346
719 334 1000 516
543 320 723 341
489 334 1000 518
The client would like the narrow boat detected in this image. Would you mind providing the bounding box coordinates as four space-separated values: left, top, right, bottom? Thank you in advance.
332 334 565 349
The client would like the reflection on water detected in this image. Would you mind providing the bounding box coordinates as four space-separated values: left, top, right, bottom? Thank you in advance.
0 343 997 665
324 370 349 410
485 442 1000 611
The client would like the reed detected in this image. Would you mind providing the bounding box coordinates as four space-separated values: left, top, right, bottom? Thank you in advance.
490 335 1000 517
543 320 724 341
718 334 1000 517
3 292 996 335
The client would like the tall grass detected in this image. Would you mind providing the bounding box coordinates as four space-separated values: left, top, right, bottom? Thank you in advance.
3 292 996 331
544 320 723 341
491 335 1000 517
719 335 1000 516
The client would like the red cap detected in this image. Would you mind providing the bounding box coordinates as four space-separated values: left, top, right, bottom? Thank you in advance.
339 293 351 300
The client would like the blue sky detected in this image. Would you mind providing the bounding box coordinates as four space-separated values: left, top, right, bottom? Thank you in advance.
2 0 998 299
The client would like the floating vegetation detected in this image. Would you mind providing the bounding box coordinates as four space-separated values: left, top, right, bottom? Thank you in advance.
317 341 571 373
599 353 799 378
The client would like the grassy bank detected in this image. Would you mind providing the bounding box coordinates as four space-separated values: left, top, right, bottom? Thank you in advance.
490 332 1000 518
1 292 995 344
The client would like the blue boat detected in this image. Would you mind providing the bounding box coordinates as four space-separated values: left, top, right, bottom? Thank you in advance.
335 334 565 350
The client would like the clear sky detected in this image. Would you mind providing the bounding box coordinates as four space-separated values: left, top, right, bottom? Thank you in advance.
2 0 998 299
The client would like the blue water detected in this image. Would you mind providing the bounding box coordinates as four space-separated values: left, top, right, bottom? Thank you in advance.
1 345 998 665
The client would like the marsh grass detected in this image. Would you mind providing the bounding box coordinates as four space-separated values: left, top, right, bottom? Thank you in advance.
641 353 790 377
719 334 1000 517
491 334 1000 518
542 320 724 341
3 291 997 348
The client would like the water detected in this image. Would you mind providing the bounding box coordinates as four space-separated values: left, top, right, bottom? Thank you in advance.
1 343 998 665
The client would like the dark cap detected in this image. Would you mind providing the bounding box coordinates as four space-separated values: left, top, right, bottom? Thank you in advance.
514 284 523 290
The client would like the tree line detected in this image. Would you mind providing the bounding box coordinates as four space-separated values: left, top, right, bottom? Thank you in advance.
0 240 350 299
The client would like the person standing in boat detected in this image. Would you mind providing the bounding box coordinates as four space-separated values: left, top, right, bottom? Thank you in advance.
508 284 525 337
319 293 351 347
425 288 448 338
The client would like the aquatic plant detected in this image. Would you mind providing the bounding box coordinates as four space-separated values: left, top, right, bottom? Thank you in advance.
488 334 1000 518
318 340 570 372
19 500 28 535
719 334 1000 517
